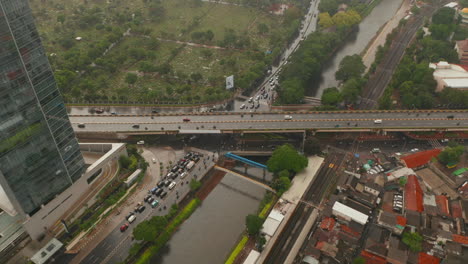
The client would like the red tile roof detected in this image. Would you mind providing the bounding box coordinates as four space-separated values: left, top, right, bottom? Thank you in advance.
435 195 450 216
341 224 361 237
401 149 441 168
315 241 325 250
450 200 462 218
320 217 336 231
418 252 440 264
396 216 407 226
361 250 387 264
452 234 468 245
405 175 424 212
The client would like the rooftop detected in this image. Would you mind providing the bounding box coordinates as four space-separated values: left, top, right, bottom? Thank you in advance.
452 234 468 245
405 175 424 213
418 252 440 264
400 149 441 169
320 217 336 231
435 195 450 216
332 201 369 225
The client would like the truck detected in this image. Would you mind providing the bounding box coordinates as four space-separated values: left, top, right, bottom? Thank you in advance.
186 161 195 170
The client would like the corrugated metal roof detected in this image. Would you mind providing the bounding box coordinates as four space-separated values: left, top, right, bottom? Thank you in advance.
405 175 424 212
401 149 441 168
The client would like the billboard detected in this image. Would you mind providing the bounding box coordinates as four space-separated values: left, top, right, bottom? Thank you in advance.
226 75 234 89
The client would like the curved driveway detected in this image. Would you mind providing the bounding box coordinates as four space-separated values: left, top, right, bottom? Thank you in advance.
69 110 468 132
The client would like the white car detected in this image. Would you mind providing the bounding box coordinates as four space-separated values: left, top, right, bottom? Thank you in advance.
137 140 145 145
411 148 419 152
240 104 246 109
128 215 136 223
169 181 177 190
152 158 157 164
374 119 382 124
284 115 292 120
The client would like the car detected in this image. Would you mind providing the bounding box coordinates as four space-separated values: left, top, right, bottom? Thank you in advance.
255 95 260 101
371 148 381 153
137 205 146 213
411 148 419 152
250 104 255 109
151 200 159 208
248 97 253 103
128 214 136 223
147 197 154 204
126 212 135 221
240 104 246 109
160 191 167 199
171 166 179 173
169 181 177 190
95 108 104 114
180 172 187 179
152 109 159 113
157 181 165 188
120 223 129 232
155 188 164 197
395 152 402 156
441 139 449 143
111 112 117 115
183 118 191 122
137 140 145 145
132 124 140 129
255 104 260 109
164 180 171 187
284 115 292 120
447 115 454 119
150 187 158 194
152 158 157 164
77 123 86 128
374 119 382 124
144 194 152 202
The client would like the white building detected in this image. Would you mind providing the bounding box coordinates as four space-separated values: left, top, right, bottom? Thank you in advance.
429 61 468 91
332 202 369 225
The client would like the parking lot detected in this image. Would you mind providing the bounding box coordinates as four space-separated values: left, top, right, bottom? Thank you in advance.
79 149 218 264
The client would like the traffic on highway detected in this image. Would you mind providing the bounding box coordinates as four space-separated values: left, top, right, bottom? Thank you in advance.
70 110 468 133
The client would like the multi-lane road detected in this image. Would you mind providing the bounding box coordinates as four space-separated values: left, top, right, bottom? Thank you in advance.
69 110 468 133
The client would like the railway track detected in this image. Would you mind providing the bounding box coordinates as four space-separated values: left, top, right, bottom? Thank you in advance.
359 3 441 109
263 153 345 263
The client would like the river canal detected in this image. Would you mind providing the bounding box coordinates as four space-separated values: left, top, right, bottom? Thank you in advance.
153 173 266 264
310 0 403 97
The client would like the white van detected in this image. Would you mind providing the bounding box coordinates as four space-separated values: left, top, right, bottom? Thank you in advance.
284 115 293 120
169 181 177 190
128 215 136 223
180 172 187 179
374 119 382 124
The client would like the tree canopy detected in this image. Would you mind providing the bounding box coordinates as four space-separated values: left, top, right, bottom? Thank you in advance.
133 215 168 242
267 144 308 173
335 54 365 82
432 7 455 25
438 144 464 165
245 214 263 236
402 232 423 252
321 87 342 106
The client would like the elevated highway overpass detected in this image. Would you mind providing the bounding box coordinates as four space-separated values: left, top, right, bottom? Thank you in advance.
69 110 468 135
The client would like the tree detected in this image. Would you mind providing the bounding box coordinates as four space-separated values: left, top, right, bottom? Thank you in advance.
125 73 138 84
245 214 263 236
335 54 365 82
267 144 308 173
432 7 455 25
399 176 407 187
284 6 302 25
190 179 202 192
321 87 342 105
332 10 361 29
57 14 66 24
119 155 131 169
438 145 464 165
257 23 269 34
341 78 363 103
304 138 321 155
318 12 334 28
273 176 291 194
133 216 168 242
190 72 203 82
352 256 366 264
402 232 423 252
277 78 304 104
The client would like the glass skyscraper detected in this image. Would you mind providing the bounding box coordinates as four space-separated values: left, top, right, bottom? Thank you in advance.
0 0 84 216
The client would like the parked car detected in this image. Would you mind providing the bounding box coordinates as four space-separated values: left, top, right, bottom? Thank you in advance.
128 214 136 223
151 200 159 208
137 205 146 213
132 124 140 129
169 181 177 190
137 140 145 145
147 197 154 204
157 181 165 188
126 212 135 221
120 223 129 232
240 104 246 109
78 123 86 128
183 118 191 122
152 158 157 164
144 194 152 202
160 191 167 199
164 180 171 187
180 172 187 179
155 188 164 197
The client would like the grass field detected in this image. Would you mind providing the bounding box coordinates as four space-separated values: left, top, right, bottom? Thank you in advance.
30 0 298 103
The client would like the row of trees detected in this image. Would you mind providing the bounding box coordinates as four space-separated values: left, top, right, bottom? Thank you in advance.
318 10 361 29
378 7 468 109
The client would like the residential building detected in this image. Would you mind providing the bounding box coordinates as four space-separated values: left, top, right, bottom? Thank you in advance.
332 201 369 225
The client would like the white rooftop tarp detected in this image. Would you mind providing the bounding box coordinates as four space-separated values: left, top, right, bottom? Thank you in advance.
332 202 369 225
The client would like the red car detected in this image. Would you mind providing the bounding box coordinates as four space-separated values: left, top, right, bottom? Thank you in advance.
183 118 190 122
120 223 129 232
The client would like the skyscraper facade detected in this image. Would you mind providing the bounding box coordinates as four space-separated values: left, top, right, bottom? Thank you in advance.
0 0 84 216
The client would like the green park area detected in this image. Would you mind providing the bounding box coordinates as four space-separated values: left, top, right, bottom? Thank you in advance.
31 0 306 104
